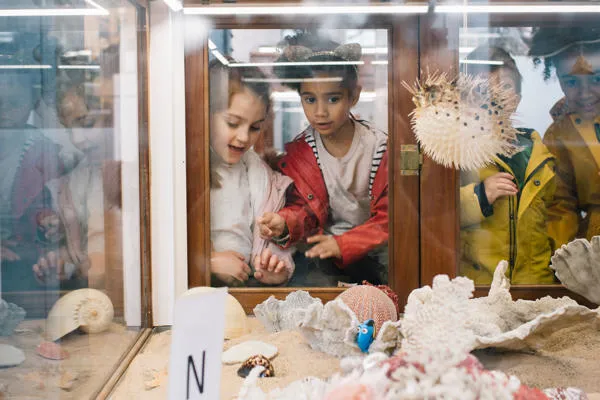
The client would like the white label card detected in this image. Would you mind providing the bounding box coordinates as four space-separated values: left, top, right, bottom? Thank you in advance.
168 287 227 399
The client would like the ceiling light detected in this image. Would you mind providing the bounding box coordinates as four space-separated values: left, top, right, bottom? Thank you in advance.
184 4 428 16
0 0 108 16
436 4 600 13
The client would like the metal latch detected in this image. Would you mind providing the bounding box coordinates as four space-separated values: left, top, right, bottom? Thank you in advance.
399 144 422 176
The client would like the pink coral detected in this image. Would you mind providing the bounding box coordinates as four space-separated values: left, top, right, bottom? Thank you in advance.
324 383 375 400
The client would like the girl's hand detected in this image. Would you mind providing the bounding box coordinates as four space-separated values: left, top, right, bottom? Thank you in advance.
253 248 289 285
305 234 341 259
211 250 251 286
484 172 518 204
257 212 286 239
1 240 20 261
33 247 75 284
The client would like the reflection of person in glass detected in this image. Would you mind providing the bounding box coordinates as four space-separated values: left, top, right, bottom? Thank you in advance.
209 60 295 286
258 33 389 285
459 47 556 285
530 27 600 250
0 39 66 292
32 80 114 288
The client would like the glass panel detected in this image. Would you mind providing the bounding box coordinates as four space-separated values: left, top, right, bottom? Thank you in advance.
206 29 390 287
0 1 146 398
456 23 597 285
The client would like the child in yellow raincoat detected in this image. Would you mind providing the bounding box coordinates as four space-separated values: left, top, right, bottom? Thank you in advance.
459 46 557 285
530 27 600 250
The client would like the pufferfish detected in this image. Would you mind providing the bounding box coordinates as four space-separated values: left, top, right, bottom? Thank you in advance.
402 71 522 171
356 319 375 353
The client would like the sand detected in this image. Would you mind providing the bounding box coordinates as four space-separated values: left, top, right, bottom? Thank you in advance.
112 317 600 399
0 319 140 399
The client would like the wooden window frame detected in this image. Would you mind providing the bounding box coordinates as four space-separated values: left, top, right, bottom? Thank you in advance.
184 15 421 313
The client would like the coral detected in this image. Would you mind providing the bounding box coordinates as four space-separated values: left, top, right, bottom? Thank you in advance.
337 285 399 333
403 72 521 171
0 299 26 336
551 236 600 305
253 291 321 333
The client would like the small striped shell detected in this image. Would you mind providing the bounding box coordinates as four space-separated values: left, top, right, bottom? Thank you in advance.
237 355 274 378
337 285 398 332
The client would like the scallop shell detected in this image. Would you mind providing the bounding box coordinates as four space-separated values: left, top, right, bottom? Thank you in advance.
45 289 114 341
550 236 600 305
222 341 278 364
36 341 69 360
183 287 249 339
403 71 521 171
337 285 398 333
237 355 274 378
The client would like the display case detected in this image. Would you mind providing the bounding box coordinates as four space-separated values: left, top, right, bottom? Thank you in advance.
0 0 151 398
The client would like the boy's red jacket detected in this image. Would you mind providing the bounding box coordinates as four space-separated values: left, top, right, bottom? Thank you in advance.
276 129 389 267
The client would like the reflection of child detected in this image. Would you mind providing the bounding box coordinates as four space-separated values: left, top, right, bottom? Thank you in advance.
0 62 66 291
459 47 556 284
209 60 294 286
258 33 389 285
530 27 600 249
33 83 114 288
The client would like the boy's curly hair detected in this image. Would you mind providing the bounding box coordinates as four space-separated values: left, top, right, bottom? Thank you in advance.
529 26 600 81
272 31 360 92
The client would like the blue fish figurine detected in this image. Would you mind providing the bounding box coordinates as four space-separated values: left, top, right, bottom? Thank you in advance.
356 319 375 353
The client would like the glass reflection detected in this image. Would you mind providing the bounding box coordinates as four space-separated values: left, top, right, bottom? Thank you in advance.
207 30 389 287
0 3 143 398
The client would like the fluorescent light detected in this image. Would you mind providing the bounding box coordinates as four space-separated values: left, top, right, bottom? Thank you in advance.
58 65 101 70
459 47 476 54
257 46 389 55
230 61 364 67
272 90 376 102
436 4 600 13
0 65 52 69
371 60 389 65
0 0 109 16
208 39 217 50
163 0 183 12
243 77 343 83
460 59 504 65
184 4 428 16
212 50 230 66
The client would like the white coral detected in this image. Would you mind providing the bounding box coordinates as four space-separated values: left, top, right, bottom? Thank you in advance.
253 291 321 332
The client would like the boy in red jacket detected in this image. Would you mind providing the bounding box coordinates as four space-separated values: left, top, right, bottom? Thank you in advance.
257 33 389 285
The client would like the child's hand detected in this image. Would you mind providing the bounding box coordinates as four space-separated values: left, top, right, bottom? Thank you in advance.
305 234 341 259
211 250 251 286
1 240 20 261
33 247 74 284
257 212 286 239
484 172 518 204
253 248 289 285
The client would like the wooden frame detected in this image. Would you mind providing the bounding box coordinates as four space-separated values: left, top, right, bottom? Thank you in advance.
185 15 421 312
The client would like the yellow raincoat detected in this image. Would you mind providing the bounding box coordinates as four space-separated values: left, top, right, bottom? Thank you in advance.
459 130 556 284
544 113 600 249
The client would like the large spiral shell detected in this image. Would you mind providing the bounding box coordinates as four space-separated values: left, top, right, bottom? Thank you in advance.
45 289 114 341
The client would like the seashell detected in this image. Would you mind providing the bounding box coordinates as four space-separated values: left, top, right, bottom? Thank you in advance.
184 287 249 339
550 236 600 305
222 340 278 364
237 355 274 378
337 285 398 333
45 289 114 341
253 290 321 332
36 341 69 360
0 344 25 367
403 71 521 171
